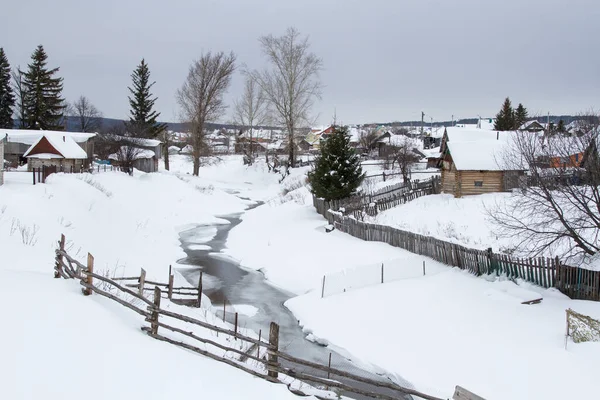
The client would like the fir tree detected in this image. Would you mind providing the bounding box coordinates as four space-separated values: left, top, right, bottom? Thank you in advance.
21 45 65 130
494 97 515 131
126 59 166 138
0 48 15 129
308 125 364 201
514 103 528 130
557 119 566 134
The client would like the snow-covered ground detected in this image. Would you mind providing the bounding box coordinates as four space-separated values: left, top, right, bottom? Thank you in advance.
367 192 517 252
222 176 600 399
0 157 308 400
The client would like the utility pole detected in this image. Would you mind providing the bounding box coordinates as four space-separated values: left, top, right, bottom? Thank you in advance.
451 114 454 127
421 111 424 137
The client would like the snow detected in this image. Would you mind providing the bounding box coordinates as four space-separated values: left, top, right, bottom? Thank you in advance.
0 159 311 399
369 193 516 251
2 128 96 144
286 270 600 400
24 134 89 159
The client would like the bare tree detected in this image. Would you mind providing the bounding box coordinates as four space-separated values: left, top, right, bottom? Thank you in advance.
250 27 323 168
69 95 103 132
383 138 421 183
11 68 26 128
488 116 600 262
233 74 268 164
176 52 236 176
358 128 380 153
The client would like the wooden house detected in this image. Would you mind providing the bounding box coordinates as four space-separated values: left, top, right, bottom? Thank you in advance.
23 134 90 172
519 120 545 133
440 127 526 197
1 129 96 167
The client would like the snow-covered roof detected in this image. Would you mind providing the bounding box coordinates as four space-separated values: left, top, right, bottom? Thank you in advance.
477 118 496 130
238 129 273 140
108 147 156 160
2 129 96 145
24 134 88 159
519 120 544 130
106 135 161 147
444 127 525 171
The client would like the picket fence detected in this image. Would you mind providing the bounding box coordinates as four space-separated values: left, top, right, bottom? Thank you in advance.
313 196 600 302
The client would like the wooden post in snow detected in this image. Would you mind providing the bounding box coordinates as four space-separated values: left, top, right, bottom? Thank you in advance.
381 263 384 283
139 268 146 296
150 286 161 335
197 271 203 308
267 322 280 379
423 260 426 276
234 312 238 340
168 274 174 300
82 253 94 296
321 275 326 298
55 234 65 278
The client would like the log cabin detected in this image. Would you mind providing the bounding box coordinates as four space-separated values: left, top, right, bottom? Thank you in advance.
440 127 526 197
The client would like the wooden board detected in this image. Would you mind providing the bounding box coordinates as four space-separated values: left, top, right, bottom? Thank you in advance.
453 385 486 400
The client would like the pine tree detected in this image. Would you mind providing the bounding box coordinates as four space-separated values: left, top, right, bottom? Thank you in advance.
494 97 515 131
21 45 65 130
0 48 15 129
308 125 364 201
514 103 528 130
126 59 166 138
557 119 566 134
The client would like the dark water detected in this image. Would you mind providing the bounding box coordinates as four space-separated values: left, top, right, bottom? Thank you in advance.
177 205 412 400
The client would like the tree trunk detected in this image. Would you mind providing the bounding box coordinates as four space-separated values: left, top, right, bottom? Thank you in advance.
288 124 295 168
164 132 170 171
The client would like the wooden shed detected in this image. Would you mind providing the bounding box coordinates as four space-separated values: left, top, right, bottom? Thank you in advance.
440 128 526 197
23 134 89 173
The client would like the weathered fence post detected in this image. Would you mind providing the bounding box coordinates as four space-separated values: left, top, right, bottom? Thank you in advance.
257 329 262 358
54 234 66 278
223 301 226 322
82 253 94 296
423 260 426 276
32 168 36 185
234 312 239 340
321 275 326 298
197 271 203 308
381 263 384 283
150 286 161 335
139 268 146 296
168 273 174 300
327 352 332 380
267 322 280 379
382 171 386 182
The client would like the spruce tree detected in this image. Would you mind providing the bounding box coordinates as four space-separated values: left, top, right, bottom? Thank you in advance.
22 45 65 130
308 125 365 201
0 48 15 129
494 97 515 131
126 59 166 138
557 119 566 134
514 103 528 130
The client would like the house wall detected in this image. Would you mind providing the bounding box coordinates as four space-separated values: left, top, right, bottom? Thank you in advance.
27 158 84 172
132 157 158 173
457 170 504 197
441 166 457 194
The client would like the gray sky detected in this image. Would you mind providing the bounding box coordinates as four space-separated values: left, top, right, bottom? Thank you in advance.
2 0 599 126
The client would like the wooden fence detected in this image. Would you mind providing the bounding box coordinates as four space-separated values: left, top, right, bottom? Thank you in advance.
314 177 441 220
53 233 448 400
313 196 600 302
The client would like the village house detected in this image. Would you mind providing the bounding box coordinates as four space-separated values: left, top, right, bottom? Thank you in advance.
440 127 526 197
107 137 162 173
23 134 90 172
1 129 96 167
519 120 545 133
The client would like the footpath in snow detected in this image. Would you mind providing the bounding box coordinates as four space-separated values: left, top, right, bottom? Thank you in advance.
223 175 600 400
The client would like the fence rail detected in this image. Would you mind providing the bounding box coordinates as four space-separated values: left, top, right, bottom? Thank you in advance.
313 196 600 302
53 233 447 400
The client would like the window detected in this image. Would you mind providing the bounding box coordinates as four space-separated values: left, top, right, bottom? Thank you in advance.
474 181 483 187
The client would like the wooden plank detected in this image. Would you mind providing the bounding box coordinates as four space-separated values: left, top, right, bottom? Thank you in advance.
268 322 280 379
453 385 486 400
82 253 94 296
521 298 543 305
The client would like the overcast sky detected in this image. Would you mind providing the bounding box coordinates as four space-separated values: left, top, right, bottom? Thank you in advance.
2 0 599 126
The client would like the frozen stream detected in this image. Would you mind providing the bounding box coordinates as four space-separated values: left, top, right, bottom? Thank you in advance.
177 204 412 400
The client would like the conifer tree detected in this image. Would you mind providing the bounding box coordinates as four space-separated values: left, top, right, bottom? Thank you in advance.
21 45 65 130
0 48 15 129
308 125 364 201
494 97 515 131
557 119 565 134
126 59 166 138
514 103 528 130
